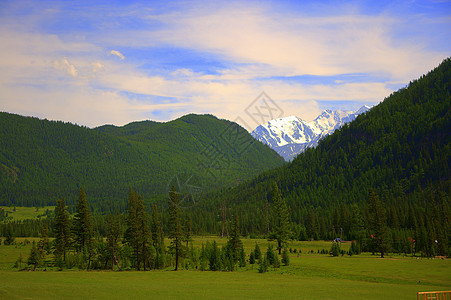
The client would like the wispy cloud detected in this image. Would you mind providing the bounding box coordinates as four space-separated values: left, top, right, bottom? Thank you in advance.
109 50 125 60
53 57 78 77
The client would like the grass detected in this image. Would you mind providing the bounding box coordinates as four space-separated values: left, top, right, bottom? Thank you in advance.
0 206 54 221
0 237 449 299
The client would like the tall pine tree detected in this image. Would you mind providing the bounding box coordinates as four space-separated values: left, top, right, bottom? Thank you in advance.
151 204 166 269
106 213 121 270
227 214 242 266
168 186 183 271
125 188 152 270
367 189 390 258
54 199 71 263
269 182 291 254
73 187 94 263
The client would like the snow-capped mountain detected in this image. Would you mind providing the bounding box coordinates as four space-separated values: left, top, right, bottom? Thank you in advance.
251 105 372 161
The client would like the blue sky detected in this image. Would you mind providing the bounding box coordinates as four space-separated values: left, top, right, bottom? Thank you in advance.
0 0 449 129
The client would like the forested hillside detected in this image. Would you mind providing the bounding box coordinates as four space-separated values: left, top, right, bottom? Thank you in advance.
0 113 284 210
191 58 450 254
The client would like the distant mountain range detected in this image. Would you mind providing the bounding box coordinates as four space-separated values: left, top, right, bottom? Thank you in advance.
251 105 372 160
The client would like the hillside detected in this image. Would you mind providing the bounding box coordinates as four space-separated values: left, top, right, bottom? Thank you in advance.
0 113 285 210
193 58 450 241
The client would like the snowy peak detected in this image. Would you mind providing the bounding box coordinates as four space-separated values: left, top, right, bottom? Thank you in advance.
251 115 318 148
355 105 372 115
251 105 372 161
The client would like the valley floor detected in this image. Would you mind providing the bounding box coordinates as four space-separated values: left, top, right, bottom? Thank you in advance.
0 238 449 299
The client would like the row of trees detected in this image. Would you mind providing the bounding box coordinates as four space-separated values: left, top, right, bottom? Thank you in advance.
2 186 447 260
20 182 300 271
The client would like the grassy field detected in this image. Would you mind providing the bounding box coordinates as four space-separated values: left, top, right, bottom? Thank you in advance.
0 237 449 299
0 206 54 221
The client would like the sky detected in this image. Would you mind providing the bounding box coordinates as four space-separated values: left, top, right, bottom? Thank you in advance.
0 0 450 130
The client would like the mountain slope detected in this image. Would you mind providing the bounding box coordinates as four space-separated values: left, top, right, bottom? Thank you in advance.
251 106 371 160
0 113 285 210
196 58 450 236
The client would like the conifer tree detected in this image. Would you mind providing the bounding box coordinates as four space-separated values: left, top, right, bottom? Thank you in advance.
4 224 15 245
254 243 262 260
184 215 192 248
106 214 121 270
41 223 50 253
136 194 152 270
266 244 276 265
125 188 141 270
282 248 290 266
168 186 183 271
37 223 50 266
222 243 234 271
249 251 255 265
307 209 318 240
199 243 208 271
209 240 221 271
73 187 94 267
273 250 280 269
349 204 365 253
367 189 390 258
227 214 242 265
125 188 152 270
28 241 41 271
258 255 269 273
54 198 71 262
151 204 165 269
269 182 291 254
239 244 246 267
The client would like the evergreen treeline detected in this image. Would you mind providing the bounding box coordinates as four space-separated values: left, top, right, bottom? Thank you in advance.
18 187 262 271
0 113 284 210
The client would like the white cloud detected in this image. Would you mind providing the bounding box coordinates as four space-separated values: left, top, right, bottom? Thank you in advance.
109 50 125 60
53 57 78 77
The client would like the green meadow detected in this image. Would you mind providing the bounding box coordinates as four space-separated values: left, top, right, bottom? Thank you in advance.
0 206 54 221
0 237 449 299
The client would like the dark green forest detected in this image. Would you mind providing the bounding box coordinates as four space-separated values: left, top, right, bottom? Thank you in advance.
0 113 284 210
1 58 450 259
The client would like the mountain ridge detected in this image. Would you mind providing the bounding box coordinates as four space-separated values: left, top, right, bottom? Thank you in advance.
251 105 372 160
0 112 285 210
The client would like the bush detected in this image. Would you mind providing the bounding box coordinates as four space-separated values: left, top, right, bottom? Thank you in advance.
258 256 269 273
282 248 290 266
249 251 255 265
266 244 276 265
273 253 280 269
330 242 340 256
254 243 261 260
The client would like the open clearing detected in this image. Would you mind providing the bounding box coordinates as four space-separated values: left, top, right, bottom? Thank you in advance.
0 237 449 299
0 206 54 221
